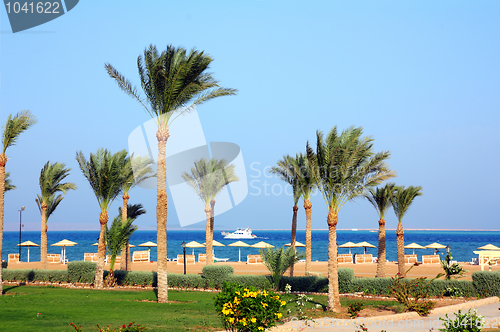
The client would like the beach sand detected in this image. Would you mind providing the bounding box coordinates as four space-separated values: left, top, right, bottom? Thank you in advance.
5 260 499 281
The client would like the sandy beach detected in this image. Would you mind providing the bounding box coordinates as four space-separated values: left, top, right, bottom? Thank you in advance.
5 260 499 281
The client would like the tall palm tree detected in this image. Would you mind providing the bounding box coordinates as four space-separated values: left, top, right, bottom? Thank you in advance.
35 162 76 269
106 44 237 302
76 149 128 289
4 173 16 192
181 158 238 265
364 183 395 278
0 110 36 296
307 126 395 312
270 155 301 276
119 156 154 271
294 153 317 275
391 185 423 277
106 215 137 274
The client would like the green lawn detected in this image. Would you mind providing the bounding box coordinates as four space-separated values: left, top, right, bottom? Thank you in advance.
0 285 224 332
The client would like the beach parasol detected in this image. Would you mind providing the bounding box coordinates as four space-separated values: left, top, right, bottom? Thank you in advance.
425 242 447 254
250 241 274 249
356 241 376 254
138 241 157 261
284 241 306 247
17 241 39 262
339 241 358 254
228 241 251 262
185 241 205 255
404 242 426 255
51 239 78 264
477 244 500 251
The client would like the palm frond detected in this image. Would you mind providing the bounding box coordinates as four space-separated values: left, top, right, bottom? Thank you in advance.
391 185 423 223
4 172 16 191
118 203 146 220
2 110 37 154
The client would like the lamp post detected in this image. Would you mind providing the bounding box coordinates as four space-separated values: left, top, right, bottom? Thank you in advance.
181 241 187 275
18 206 25 260
446 245 450 254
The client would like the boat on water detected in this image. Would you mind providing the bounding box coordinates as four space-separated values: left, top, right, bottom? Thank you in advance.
221 227 257 239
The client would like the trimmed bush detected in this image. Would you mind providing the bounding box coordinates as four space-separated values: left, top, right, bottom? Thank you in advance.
169 273 207 289
2 261 7 269
472 271 500 297
202 265 234 288
32 270 68 283
226 275 272 290
352 277 393 295
67 261 97 284
338 268 355 293
2 269 35 282
120 271 157 287
427 279 476 297
280 276 328 293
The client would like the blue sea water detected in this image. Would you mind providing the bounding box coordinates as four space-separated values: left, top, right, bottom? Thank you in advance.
2 229 499 263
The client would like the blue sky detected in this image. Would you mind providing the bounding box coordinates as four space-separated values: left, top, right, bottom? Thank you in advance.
1 1 499 232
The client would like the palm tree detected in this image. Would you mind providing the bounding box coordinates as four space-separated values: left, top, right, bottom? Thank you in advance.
4 173 16 192
270 155 301 276
181 158 238 265
260 246 305 290
306 126 395 312
105 215 137 282
391 185 423 277
106 45 237 302
364 183 395 278
35 162 76 269
119 156 154 271
76 149 128 289
0 110 36 296
294 153 317 275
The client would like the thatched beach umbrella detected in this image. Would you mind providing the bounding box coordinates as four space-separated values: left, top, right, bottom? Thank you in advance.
17 241 39 262
404 242 426 255
339 241 357 254
51 239 77 264
356 241 376 254
425 242 446 255
284 241 306 247
185 241 205 255
228 241 250 262
250 241 274 249
477 244 500 250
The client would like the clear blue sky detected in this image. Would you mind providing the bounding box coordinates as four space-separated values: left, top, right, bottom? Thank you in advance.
1 1 499 232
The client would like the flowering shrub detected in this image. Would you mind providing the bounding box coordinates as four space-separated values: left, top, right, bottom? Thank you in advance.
214 282 286 332
347 301 365 318
439 309 484 332
69 322 146 331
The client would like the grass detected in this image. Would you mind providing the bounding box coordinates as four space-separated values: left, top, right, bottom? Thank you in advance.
0 285 223 332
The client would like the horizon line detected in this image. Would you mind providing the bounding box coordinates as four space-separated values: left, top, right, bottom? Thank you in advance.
7 228 500 232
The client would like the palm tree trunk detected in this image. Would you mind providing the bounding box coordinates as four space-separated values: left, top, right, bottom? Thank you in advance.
396 222 405 277
41 203 48 269
0 154 6 296
95 210 108 289
327 207 341 312
304 200 312 275
289 205 298 277
205 205 213 265
156 125 169 303
375 218 386 278
119 193 129 271
209 200 215 263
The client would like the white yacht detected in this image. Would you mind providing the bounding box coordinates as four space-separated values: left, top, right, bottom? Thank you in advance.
221 227 257 239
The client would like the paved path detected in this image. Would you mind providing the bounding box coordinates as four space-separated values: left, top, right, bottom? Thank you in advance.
271 297 500 332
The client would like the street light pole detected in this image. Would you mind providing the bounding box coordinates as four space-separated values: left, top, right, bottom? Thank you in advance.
19 206 25 260
181 241 187 275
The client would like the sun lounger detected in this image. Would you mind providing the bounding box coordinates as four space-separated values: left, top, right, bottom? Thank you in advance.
337 254 353 263
404 254 418 264
198 253 206 263
247 254 263 264
84 253 98 262
176 254 195 265
215 257 229 262
105 255 121 264
422 255 440 264
355 254 373 263
47 253 61 263
8 253 19 263
132 251 149 263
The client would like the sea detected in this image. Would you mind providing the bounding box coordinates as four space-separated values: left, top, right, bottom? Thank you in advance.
2 230 499 264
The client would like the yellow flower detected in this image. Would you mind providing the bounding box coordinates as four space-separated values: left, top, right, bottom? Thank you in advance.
258 327 264 331
234 296 240 305
261 302 268 308
228 317 235 323
235 291 240 295
262 290 268 297
242 321 247 326
251 317 257 323
281 300 286 306
275 312 282 319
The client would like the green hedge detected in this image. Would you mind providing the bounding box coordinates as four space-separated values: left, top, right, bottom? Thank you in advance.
67 261 97 284
226 275 272 290
2 261 7 269
352 277 393 295
472 271 500 297
202 265 234 288
280 276 328 293
2 269 35 282
32 270 68 283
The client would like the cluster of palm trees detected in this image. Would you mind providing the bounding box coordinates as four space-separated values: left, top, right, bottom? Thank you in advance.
271 126 422 312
